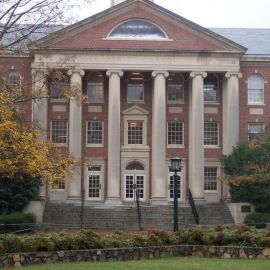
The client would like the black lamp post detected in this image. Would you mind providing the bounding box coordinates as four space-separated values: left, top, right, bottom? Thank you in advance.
171 155 181 232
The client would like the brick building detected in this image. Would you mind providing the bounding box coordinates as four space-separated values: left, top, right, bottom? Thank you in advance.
2 0 270 214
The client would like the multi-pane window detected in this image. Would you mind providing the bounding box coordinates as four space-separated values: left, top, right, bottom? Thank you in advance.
87 72 104 103
87 121 103 145
204 122 218 146
52 179 65 190
88 166 101 199
248 123 264 141
204 74 218 103
167 122 184 146
7 71 21 90
50 80 68 99
51 120 68 144
204 167 218 191
167 73 184 103
49 72 69 99
127 73 144 102
128 121 143 144
169 171 181 199
248 74 264 104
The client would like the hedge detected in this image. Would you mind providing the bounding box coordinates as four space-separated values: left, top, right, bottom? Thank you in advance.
0 212 36 234
1 226 270 254
244 213 270 228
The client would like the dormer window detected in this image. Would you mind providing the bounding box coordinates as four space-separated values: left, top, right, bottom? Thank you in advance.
108 19 167 39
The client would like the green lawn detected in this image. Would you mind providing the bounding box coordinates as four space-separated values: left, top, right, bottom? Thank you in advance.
9 257 270 270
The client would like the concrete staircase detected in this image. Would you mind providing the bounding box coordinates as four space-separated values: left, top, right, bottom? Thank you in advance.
42 202 234 230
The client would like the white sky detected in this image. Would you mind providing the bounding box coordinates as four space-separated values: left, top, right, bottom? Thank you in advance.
74 0 270 28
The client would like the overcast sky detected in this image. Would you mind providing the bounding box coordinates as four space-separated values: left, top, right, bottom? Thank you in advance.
75 0 270 28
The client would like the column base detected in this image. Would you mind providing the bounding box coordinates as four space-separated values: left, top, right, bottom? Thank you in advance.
150 198 168 205
67 196 81 201
105 198 122 205
193 197 206 204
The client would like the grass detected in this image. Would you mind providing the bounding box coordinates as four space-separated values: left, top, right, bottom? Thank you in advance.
8 257 270 270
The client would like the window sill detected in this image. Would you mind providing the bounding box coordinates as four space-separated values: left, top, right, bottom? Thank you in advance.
167 145 184 149
167 101 184 105
204 102 220 106
86 101 104 104
52 143 68 147
86 144 104 148
127 100 144 104
50 99 68 103
204 190 218 194
248 103 265 107
204 146 220 149
51 189 65 192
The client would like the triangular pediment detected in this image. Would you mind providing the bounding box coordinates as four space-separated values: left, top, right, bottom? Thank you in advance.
123 105 149 115
29 0 246 54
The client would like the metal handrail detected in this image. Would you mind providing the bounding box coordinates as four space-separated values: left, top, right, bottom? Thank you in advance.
188 189 200 225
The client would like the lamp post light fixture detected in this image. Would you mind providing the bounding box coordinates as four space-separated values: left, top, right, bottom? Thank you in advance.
170 155 182 232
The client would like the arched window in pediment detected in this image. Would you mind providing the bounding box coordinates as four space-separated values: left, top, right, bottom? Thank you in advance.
109 19 167 39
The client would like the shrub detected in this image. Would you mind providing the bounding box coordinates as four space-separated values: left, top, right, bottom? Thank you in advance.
0 176 41 214
244 212 270 228
0 227 270 255
0 212 36 233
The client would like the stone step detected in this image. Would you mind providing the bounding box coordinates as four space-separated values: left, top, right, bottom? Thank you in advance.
43 202 234 230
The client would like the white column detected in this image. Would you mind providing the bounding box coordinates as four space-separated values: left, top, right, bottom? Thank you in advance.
106 70 123 203
189 71 207 201
32 70 48 141
67 69 85 199
32 70 48 198
223 72 242 155
151 71 169 203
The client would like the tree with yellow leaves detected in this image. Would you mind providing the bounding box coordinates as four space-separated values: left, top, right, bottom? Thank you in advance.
0 90 79 183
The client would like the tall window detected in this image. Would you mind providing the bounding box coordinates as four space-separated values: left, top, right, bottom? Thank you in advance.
88 166 102 199
128 121 143 144
248 74 264 104
127 73 144 102
167 73 184 103
87 121 103 145
49 72 69 99
87 72 104 103
204 167 218 191
51 120 68 144
204 122 218 146
248 123 264 141
204 74 218 103
167 122 184 146
52 179 65 190
7 71 21 90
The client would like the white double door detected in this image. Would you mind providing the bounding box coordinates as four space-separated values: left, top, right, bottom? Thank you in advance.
124 171 145 201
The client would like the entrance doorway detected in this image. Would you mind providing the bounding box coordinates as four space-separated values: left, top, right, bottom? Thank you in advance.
124 162 145 201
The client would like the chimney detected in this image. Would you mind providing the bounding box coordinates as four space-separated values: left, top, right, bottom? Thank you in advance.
112 0 154 6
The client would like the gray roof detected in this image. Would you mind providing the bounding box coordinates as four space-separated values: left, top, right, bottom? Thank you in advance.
210 28 270 56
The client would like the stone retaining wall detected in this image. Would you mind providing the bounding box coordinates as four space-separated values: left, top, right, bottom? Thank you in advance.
1 245 270 268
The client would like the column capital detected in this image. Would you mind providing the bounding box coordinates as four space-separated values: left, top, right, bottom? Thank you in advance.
31 69 49 78
67 69 85 77
152 70 169 78
106 70 123 77
190 71 207 79
225 72 242 79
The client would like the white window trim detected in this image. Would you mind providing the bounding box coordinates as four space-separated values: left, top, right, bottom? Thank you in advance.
204 122 219 148
127 73 145 104
247 123 265 142
167 122 184 148
167 74 185 104
106 19 170 40
51 178 66 192
247 75 265 105
85 159 105 201
203 74 219 104
124 115 147 147
204 162 221 193
50 120 68 146
168 170 183 202
86 121 104 147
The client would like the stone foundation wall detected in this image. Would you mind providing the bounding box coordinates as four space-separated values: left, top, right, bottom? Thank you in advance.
1 245 270 268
